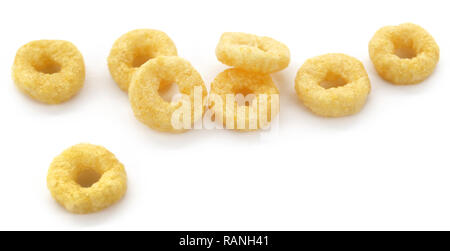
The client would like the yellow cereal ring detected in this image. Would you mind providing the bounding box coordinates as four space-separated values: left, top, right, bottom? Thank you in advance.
295 54 371 117
108 29 178 92
216 32 290 74
210 68 279 131
12 40 85 104
369 23 439 85
47 143 127 214
129 56 207 133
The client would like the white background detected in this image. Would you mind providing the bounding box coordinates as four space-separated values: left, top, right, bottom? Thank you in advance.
0 0 449 230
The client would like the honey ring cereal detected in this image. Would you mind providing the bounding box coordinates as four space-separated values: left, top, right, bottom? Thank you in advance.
129 56 207 133
108 29 178 92
295 54 371 117
47 143 127 214
216 32 290 74
12 40 85 104
369 23 440 85
210 68 279 131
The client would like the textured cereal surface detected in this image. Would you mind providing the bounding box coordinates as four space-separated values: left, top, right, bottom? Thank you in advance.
369 23 439 85
108 29 178 92
129 56 207 133
295 54 371 117
47 144 127 214
12 40 85 104
210 68 279 131
216 32 290 74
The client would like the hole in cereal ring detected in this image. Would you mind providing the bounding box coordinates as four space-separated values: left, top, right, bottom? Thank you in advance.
132 52 154 68
238 40 267 52
391 35 418 59
132 45 155 68
76 168 102 188
256 42 269 52
234 87 253 97
394 47 417 59
319 72 348 89
234 87 256 106
32 56 61 74
158 82 180 103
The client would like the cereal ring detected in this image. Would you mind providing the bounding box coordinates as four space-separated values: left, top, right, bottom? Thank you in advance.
216 32 290 74
295 54 371 117
369 23 439 85
209 68 279 131
129 56 207 133
47 143 127 214
108 29 178 92
12 40 85 104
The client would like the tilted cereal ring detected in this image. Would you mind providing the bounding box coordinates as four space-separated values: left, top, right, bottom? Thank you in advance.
209 68 279 131
12 40 85 104
108 29 178 92
369 23 439 85
47 143 127 214
216 32 290 74
295 54 371 117
129 56 207 133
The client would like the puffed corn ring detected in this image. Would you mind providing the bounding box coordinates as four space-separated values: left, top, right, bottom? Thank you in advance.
210 68 279 131
47 143 127 214
129 56 207 133
369 23 439 85
216 32 290 74
108 29 178 92
295 54 371 117
12 40 85 104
